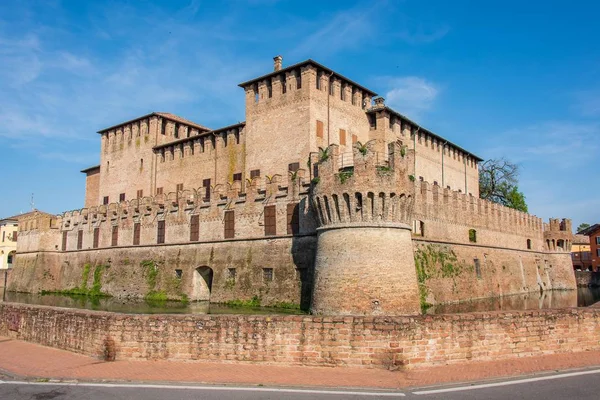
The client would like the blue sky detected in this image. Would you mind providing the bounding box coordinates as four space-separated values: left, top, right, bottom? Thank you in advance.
0 0 598 230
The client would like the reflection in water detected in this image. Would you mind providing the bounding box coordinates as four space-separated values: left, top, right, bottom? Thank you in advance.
1 292 305 315
2 288 600 315
428 287 600 315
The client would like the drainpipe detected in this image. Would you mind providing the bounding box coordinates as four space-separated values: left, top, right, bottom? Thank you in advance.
326 71 334 146
441 141 447 187
464 156 468 194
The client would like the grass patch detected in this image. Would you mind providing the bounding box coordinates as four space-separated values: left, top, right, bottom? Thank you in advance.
224 296 261 308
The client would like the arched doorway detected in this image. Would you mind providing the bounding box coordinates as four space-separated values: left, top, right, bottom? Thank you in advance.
7 251 15 268
192 266 213 301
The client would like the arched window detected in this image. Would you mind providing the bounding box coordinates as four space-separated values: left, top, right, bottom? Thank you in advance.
469 229 477 243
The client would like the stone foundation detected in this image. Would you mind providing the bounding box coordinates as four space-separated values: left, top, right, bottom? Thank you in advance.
1 302 598 369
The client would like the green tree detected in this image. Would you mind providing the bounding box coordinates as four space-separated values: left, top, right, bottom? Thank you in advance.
576 223 590 233
479 158 528 212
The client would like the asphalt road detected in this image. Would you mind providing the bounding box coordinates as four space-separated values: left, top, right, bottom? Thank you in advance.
1 369 599 399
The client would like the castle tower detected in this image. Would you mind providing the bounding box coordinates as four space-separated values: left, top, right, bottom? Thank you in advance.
309 141 421 315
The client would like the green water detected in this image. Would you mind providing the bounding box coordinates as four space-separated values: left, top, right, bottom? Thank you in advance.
2 287 599 315
427 287 600 314
1 291 306 315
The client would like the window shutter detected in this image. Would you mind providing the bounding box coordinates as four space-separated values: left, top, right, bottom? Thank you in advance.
190 215 199 241
224 211 235 239
157 220 165 244
316 120 324 138
133 223 141 245
264 205 276 236
93 228 99 248
111 226 118 247
339 129 346 145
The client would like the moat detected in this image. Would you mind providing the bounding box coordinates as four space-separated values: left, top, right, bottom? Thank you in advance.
2 288 599 315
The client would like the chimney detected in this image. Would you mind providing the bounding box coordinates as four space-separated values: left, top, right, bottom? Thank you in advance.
273 55 283 71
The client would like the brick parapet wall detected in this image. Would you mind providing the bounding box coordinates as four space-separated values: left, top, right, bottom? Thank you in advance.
1 303 598 369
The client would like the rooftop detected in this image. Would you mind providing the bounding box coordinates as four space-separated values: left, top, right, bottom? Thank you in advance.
0 209 54 223
238 59 378 97
97 112 210 134
578 224 600 236
153 122 246 151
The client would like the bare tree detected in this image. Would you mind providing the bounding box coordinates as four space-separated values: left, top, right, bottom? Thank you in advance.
479 158 528 212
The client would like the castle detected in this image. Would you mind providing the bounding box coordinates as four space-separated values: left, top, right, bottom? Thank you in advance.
10 56 576 315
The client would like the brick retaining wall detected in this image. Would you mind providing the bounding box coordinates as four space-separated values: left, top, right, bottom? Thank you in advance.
1 303 599 369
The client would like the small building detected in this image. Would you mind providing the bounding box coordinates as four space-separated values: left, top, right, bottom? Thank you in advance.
579 224 600 272
0 215 19 269
571 234 592 271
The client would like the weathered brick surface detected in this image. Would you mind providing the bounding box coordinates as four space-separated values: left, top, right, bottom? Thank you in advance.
1 303 598 369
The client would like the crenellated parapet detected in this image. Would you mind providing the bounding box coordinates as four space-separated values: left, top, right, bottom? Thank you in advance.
413 180 544 237
310 140 416 228
543 218 573 252
57 170 314 244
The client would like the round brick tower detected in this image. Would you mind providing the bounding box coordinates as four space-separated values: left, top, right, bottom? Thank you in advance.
310 141 421 315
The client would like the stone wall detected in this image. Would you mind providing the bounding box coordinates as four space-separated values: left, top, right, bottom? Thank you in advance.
1 302 598 368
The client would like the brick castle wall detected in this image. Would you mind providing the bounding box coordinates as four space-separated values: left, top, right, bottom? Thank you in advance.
1 303 598 368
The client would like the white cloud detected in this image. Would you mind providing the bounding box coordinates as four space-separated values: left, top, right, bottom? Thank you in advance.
381 77 439 119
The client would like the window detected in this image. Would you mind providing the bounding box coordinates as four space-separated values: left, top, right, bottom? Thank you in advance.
190 215 199 241
368 114 376 129
296 69 302 89
175 269 183 279
157 220 165 244
413 220 425 237
224 210 235 239
176 183 183 192
7 253 13 264
264 205 276 236
103 196 109 205
329 80 334 96
140 159 144 170
228 268 236 283
597 249 600 257
160 119 166 135
263 268 273 282
203 179 211 200
474 258 482 279
133 223 140 245
288 162 300 173
250 169 260 179
93 228 99 248
11 231 17 242
352 134 358 144
77 230 83 250
316 120 324 138
316 70 322 89
137 189 143 199
287 203 299 235
389 116 395 129
527 239 532 250
596 237 600 245
156 187 163 195
281 75 286 94
119 193 125 202
339 129 346 145
111 225 118 247
62 231 67 251
232 173 242 182
340 83 346 101
173 123 179 138
469 229 477 243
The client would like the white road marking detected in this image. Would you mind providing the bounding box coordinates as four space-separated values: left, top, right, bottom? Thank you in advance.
0 380 405 397
413 368 600 395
